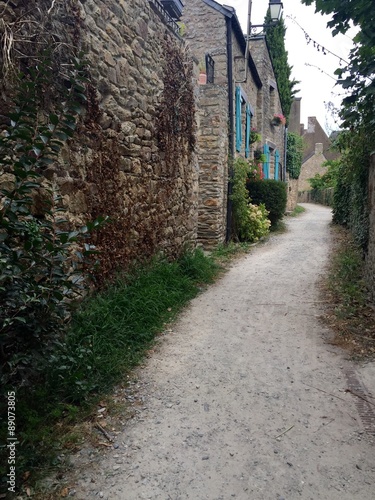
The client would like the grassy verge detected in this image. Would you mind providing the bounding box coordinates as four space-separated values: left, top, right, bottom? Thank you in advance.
0 248 229 495
322 226 375 356
288 204 306 217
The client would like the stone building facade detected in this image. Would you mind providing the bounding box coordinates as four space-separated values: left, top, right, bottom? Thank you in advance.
0 0 199 281
298 116 339 193
298 143 328 192
248 36 285 180
182 0 285 248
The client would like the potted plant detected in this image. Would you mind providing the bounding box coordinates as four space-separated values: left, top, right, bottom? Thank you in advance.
271 113 286 126
250 128 261 144
254 148 266 163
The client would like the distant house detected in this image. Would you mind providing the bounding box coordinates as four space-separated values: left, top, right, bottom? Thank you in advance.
299 116 339 192
182 0 285 248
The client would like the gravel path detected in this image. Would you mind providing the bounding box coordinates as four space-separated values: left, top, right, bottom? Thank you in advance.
67 203 375 499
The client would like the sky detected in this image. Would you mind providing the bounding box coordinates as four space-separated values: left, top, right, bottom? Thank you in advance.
221 0 355 133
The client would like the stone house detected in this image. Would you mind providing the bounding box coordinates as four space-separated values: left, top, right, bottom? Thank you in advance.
299 117 339 192
182 0 286 248
288 106 339 192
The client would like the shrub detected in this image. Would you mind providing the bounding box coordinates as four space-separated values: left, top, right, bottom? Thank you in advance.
243 203 271 242
230 157 251 240
246 179 287 226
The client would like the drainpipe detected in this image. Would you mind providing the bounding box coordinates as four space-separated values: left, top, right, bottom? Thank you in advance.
226 16 234 242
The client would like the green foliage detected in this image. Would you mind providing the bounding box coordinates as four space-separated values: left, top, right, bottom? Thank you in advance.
211 241 251 260
308 159 340 190
246 179 287 226
244 203 271 242
1 250 220 484
0 55 104 388
308 188 334 207
230 157 252 240
289 205 306 217
264 15 300 120
328 231 366 318
230 158 270 241
332 127 370 249
286 132 304 179
301 2 374 251
46 250 218 402
301 0 375 130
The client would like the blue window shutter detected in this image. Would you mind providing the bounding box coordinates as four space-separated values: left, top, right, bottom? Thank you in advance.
274 150 280 180
235 86 242 152
263 144 270 179
245 105 251 158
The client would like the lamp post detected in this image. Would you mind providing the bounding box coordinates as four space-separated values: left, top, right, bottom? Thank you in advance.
243 0 283 82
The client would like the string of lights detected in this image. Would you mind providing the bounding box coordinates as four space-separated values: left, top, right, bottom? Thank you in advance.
286 15 349 66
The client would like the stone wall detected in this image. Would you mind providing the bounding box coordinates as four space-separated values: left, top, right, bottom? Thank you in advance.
286 178 299 212
0 0 199 282
299 143 328 192
196 86 229 248
366 153 375 299
182 0 228 84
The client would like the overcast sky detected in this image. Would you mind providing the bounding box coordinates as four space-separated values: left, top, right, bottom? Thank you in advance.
221 0 354 133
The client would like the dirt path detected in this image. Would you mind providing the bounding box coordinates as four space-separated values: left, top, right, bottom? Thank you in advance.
65 203 375 499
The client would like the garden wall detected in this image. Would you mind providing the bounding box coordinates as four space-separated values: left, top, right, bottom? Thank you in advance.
0 0 199 282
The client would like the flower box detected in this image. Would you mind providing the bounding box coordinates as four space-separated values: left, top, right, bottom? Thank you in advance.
271 113 286 126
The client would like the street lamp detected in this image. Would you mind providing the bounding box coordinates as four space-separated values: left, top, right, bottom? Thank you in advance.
241 0 283 82
269 0 283 24
250 0 284 30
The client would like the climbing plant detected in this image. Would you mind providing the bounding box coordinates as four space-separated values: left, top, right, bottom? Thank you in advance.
157 36 196 175
286 132 304 179
332 127 370 250
0 54 106 388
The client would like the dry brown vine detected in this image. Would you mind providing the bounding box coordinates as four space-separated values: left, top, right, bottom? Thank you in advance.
156 35 196 176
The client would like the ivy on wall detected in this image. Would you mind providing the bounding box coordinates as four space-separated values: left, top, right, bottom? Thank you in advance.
286 132 304 179
157 36 196 175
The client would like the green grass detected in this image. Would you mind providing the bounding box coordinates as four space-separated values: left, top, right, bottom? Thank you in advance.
327 237 366 317
0 249 220 493
288 205 306 217
211 241 252 261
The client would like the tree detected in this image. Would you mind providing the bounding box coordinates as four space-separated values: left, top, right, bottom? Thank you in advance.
301 0 375 130
286 132 303 179
264 15 299 121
